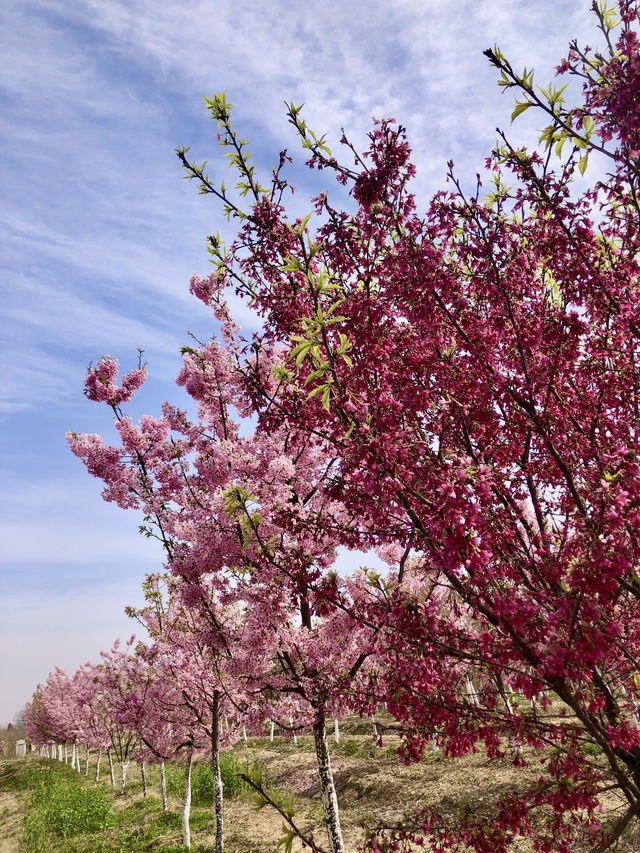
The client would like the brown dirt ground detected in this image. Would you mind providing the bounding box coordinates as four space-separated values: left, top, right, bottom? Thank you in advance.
204 721 640 853
0 762 24 853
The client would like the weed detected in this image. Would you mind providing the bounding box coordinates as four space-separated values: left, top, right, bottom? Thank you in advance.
343 739 359 756
21 763 111 850
165 754 250 804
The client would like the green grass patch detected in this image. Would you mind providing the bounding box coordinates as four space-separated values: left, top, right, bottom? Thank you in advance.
165 754 250 805
21 763 111 850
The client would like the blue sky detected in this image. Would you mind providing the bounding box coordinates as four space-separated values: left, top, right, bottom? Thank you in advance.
0 0 594 725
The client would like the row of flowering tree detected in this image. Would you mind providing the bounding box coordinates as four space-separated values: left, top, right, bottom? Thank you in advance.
52 1 640 851
25 562 378 852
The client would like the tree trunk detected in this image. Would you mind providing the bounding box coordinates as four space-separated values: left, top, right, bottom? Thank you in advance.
64 743 68 764
211 690 224 853
119 759 129 794
95 749 102 782
269 721 274 742
182 753 193 849
108 748 115 787
160 761 168 812
140 762 147 796
84 746 90 776
333 718 340 744
313 707 344 853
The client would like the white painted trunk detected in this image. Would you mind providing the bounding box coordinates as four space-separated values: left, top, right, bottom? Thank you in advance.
242 725 247 743
95 749 102 782
64 743 68 764
466 677 479 707
119 759 129 794
84 746 90 776
371 716 377 738
290 718 298 746
57 744 63 761
313 711 344 853
108 748 115 787
269 721 274 742
333 719 340 744
182 753 192 849
160 761 168 812
211 691 224 853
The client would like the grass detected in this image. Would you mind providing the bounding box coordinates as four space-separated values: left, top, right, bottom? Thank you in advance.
2 757 235 853
20 763 111 851
164 753 251 805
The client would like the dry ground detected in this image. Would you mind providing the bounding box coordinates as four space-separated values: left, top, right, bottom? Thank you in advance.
0 763 25 853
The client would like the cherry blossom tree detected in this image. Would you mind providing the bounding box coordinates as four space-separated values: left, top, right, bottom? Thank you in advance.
68 341 376 853
159 3 640 850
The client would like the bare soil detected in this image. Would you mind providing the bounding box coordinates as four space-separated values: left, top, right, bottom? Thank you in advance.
0 763 24 853
219 723 640 853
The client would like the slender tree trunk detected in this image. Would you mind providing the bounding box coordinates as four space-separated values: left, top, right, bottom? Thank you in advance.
84 746 90 776
313 707 344 853
119 759 129 794
211 690 224 853
71 742 78 772
333 719 340 744
140 762 147 797
108 748 115 787
95 749 102 782
290 717 298 746
64 743 68 764
371 716 378 739
242 725 247 744
466 677 479 706
160 761 168 812
182 753 193 849
269 721 274 742
58 744 63 761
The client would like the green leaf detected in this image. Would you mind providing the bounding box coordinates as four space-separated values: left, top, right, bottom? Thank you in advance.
303 365 329 386
290 341 314 367
511 100 532 121
578 154 589 176
306 384 326 400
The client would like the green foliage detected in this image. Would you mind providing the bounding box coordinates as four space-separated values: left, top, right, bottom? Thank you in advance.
344 739 360 756
165 754 250 804
21 764 111 849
